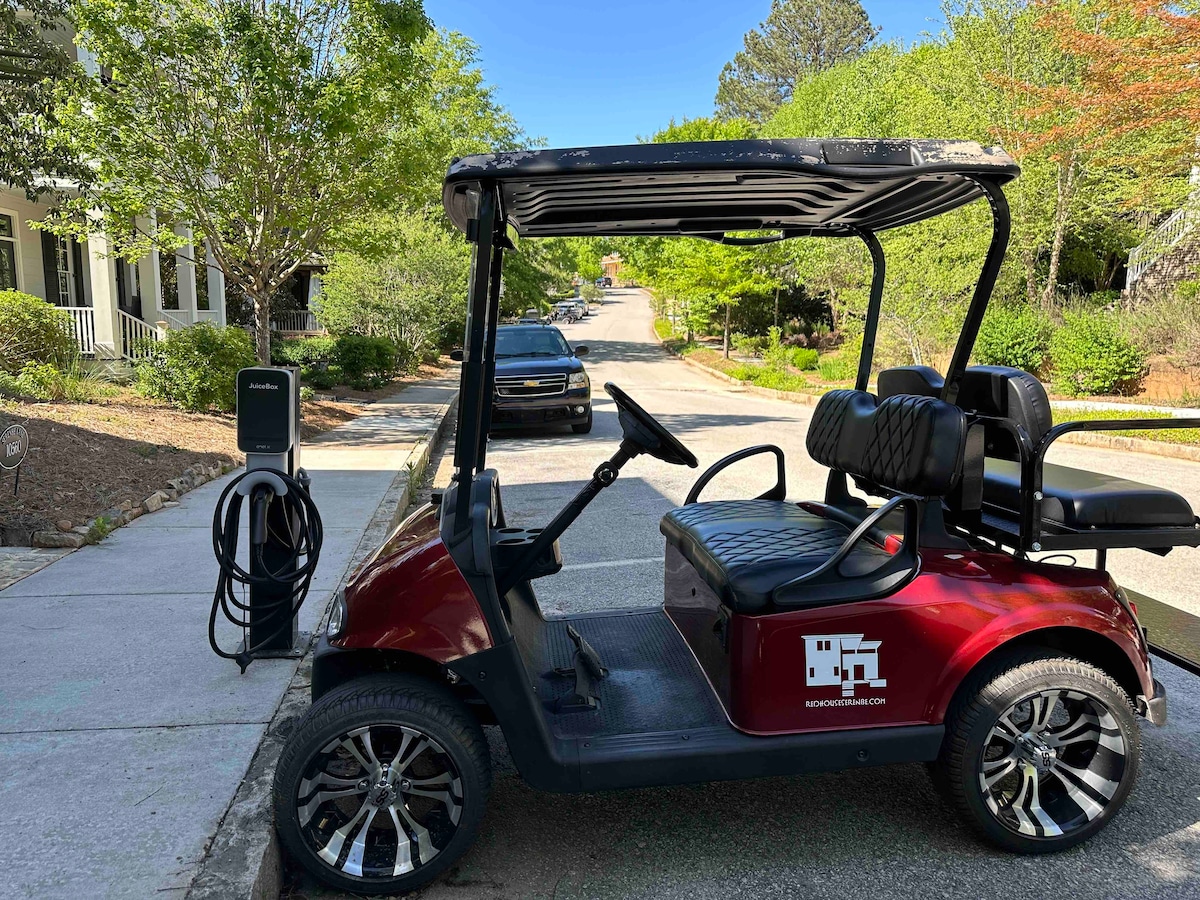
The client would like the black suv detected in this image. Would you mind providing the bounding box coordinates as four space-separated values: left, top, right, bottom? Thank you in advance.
491 324 591 433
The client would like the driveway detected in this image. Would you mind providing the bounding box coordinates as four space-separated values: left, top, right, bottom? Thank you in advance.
305 288 1200 899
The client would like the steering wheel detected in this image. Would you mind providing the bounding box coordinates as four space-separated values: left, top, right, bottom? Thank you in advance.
605 382 698 468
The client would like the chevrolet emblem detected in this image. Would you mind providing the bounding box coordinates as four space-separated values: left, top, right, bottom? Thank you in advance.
523 380 539 387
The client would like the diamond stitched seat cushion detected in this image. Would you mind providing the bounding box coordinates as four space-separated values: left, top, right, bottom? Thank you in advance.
661 500 890 613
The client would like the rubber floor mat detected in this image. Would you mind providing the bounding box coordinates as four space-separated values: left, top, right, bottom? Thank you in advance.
538 609 725 738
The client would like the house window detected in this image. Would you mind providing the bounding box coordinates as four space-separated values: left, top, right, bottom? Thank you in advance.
54 237 73 305
0 214 18 291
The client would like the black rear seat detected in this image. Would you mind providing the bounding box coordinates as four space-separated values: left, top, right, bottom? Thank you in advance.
877 364 1196 531
661 391 966 612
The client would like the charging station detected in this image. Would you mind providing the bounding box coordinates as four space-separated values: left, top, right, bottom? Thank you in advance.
209 366 323 672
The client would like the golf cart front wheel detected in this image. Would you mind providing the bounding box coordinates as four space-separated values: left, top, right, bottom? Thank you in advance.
272 675 490 895
935 653 1139 853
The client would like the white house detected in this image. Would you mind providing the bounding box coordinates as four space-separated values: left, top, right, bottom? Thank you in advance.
1 26 229 362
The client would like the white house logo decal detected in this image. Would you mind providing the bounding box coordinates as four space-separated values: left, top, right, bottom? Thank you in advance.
803 633 887 707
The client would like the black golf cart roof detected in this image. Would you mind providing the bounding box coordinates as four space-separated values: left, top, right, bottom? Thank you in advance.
443 138 1019 239
443 137 1018 528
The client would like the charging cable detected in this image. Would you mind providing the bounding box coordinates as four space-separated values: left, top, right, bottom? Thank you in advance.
209 468 323 672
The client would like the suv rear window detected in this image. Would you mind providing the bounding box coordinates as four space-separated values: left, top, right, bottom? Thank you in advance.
496 328 571 359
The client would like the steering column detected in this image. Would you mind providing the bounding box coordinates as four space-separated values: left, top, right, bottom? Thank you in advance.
493 382 697 596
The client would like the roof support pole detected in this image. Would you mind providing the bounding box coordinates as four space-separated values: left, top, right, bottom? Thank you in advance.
854 229 885 393
453 186 497 531
941 179 1011 406
475 243 505 472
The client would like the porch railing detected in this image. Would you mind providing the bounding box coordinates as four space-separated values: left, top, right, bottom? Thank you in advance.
158 310 191 331
61 307 96 357
119 309 160 359
1127 202 1199 288
271 309 322 333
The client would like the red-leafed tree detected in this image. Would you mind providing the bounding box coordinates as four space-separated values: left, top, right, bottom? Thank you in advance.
1029 1 1200 192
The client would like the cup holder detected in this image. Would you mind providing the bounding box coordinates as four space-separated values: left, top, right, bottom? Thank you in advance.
498 537 527 545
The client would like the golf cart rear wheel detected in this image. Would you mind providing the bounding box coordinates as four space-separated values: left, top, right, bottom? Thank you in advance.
273 674 490 895
935 653 1139 853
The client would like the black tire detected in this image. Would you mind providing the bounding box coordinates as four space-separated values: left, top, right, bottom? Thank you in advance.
572 410 593 434
273 674 491 895
933 651 1139 854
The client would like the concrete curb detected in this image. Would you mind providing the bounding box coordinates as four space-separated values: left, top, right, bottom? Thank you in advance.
653 323 1200 460
184 389 459 900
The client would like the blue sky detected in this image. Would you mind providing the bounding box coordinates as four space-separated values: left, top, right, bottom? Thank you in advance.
426 1 946 148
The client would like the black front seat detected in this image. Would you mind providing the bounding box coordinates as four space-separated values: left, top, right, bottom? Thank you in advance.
661 391 967 613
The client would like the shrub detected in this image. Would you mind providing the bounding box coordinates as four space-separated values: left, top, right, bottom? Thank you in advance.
334 334 398 389
0 290 77 374
272 336 337 369
299 385 315 401
306 366 341 390
0 361 114 401
974 304 1052 372
1123 289 1200 368
817 354 856 382
1050 311 1146 396
731 333 767 357
134 323 256 411
788 347 819 370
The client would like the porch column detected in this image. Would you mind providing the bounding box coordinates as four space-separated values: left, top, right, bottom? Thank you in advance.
135 214 161 326
87 233 122 360
206 241 227 327
173 224 197 324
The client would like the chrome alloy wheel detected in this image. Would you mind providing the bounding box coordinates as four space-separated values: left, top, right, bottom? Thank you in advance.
296 724 464 880
978 688 1128 840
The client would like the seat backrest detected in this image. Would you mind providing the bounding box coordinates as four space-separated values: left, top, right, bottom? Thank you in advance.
808 389 966 497
877 364 1050 459
956 365 1051 454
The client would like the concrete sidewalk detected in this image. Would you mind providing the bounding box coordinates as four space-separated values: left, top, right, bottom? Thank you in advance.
0 373 458 900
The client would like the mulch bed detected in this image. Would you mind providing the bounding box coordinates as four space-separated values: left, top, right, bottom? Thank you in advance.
0 362 447 545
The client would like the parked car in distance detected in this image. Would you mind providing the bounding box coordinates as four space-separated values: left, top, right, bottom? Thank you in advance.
491 324 591 433
518 308 549 325
603 275 612 287
553 301 579 323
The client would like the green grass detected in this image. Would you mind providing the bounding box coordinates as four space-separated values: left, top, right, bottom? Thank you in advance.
1052 407 1200 446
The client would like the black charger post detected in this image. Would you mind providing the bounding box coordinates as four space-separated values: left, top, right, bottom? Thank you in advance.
209 367 322 671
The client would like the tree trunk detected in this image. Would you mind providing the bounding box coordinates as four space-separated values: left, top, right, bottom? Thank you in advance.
723 301 731 359
1022 248 1038 304
252 289 271 365
1042 157 1079 311
773 285 780 329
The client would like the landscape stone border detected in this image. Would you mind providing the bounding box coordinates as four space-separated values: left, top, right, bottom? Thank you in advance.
184 390 458 900
30 460 237 549
651 324 1200 463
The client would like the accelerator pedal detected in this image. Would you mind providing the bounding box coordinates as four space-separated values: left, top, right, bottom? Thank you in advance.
552 624 608 712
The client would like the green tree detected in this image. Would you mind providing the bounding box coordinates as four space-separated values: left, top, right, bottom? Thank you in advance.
318 210 469 359
0 0 88 196
48 0 430 363
715 0 879 122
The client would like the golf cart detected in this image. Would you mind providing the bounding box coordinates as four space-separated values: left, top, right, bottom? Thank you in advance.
273 139 1200 895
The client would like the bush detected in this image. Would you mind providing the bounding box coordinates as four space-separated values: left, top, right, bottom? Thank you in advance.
334 334 398 390
974 304 1052 372
1123 289 1200 368
817 354 856 382
0 290 77 374
1050 311 1146 397
272 336 337 369
0 361 115 402
788 347 819 370
731 333 767 357
134 323 256 411
305 365 342 390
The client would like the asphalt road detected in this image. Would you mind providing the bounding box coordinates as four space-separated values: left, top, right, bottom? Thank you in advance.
300 288 1200 900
